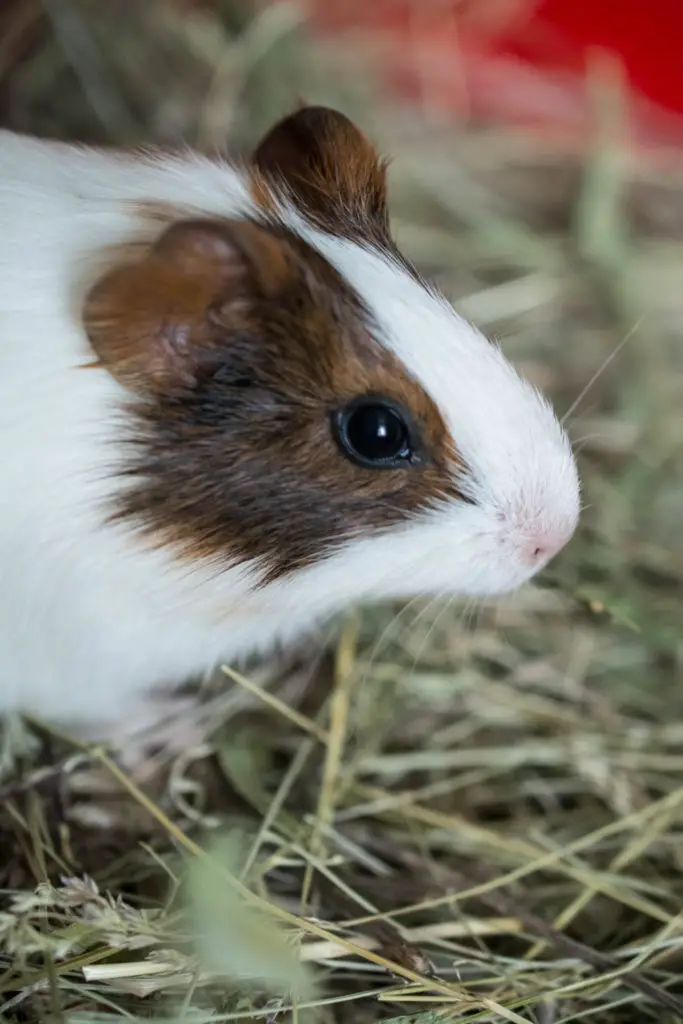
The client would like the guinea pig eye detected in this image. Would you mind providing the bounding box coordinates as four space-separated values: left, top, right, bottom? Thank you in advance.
332 396 419 469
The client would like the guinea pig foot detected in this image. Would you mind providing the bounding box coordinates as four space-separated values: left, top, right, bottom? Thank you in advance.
113 694 207 754
65 694 207 772
0 713 43 781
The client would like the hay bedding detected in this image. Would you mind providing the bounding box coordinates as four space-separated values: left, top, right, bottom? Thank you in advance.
1 3 683 1021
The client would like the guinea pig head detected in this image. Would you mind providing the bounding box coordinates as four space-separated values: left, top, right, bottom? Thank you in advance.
83 106 580 613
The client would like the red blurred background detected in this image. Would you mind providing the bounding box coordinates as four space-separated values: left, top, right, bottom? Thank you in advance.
2 0 683 150
305 0 683 144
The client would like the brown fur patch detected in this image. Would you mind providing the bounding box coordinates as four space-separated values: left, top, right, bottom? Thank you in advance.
84 216 467 583
84 218 298 396
251 106 404 255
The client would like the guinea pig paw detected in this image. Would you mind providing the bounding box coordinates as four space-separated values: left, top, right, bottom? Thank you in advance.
84 694 208 774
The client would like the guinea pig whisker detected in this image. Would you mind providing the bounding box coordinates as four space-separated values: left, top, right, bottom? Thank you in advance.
407 593 444 629
407 592 460 675
461 596 481 636
357 593 429 689
569 433 605 454
561 319 641 426
469 598 488 635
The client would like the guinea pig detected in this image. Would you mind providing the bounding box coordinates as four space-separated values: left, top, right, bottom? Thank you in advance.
0 106 580 739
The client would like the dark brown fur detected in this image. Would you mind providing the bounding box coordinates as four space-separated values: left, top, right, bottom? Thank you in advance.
82 108 467 582
253 106 391 239
251 105 421 278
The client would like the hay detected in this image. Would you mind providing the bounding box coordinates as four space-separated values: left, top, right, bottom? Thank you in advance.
1 2 683 1022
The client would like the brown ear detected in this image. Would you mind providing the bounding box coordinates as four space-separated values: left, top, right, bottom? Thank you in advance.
83 219 293 396
252 105 389 234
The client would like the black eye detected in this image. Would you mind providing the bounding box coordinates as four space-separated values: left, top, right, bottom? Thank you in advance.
333 397 419 469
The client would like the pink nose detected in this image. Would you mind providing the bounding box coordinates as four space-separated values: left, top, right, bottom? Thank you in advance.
521 526 572 566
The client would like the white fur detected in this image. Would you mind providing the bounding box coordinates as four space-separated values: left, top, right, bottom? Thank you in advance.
0 130 580 732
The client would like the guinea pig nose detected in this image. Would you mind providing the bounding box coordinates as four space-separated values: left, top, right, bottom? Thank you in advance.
522 525 572 565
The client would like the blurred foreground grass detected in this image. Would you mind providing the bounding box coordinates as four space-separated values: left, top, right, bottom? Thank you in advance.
1 2 683 1022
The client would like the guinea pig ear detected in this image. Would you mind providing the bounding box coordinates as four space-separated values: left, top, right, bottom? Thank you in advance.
252 105 390 234
83 219 294 396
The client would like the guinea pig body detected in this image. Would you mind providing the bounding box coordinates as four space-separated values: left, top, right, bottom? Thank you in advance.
0 109 580 735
